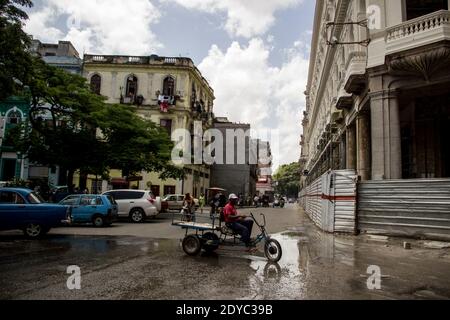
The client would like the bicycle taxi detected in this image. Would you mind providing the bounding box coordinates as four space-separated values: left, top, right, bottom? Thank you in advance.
171 206 282 262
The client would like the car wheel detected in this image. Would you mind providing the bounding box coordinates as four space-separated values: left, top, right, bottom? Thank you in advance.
23 223 45 239
129 208 145 223
92 215 105 228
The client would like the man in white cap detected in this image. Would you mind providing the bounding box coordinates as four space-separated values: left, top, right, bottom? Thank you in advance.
223 193 255 250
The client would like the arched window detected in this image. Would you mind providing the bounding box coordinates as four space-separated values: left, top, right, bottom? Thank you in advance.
163 76 175 96
90 74 102 95
7 110 22 124
125 75 138 98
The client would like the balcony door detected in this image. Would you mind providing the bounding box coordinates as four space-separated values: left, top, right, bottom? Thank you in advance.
406 0 448 20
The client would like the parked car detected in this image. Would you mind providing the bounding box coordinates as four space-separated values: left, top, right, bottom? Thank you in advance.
102 189 158 223
59 194 118 227
162 194 199 211
0 188 71 238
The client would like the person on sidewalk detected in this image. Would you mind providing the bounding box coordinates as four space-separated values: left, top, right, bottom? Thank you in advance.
223 194 255 251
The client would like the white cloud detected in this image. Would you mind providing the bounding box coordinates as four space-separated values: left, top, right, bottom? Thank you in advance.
198 38 309 169
25 0 162 56
164 0 303 38
24 6 64 43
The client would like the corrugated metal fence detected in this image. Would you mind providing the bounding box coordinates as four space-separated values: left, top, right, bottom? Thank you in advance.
300 170 357 234
357 179 450 240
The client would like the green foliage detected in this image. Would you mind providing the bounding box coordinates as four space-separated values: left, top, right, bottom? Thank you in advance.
0 0 34 101
273 162 302 197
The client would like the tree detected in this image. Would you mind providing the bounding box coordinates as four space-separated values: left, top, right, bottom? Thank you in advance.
273 162 302 197
0 0 34 101
93 104 184 180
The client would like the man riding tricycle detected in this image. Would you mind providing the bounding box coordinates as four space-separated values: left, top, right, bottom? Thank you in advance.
172 193 282 262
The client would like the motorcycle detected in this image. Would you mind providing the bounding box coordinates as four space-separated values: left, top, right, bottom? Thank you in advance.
280 198 285 208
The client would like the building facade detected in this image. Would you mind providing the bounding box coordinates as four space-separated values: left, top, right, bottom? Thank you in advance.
299 0 450 238
82 54 215 197
210 118 258 198
0 97 30 183
301 0 450 184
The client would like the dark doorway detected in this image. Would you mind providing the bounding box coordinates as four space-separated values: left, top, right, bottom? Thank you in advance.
406 0 448 20
401 91 450 178
2 159 17 181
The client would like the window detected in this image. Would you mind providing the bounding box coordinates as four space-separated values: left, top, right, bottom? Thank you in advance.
151 185 160 196
126 75 138 97
177 196 184 201
7 110 21 124
60 196 80 205
160 119 172 136
406 0 448 20
191 83 196 109
121 191 145 200
90 74 102 95
0 192 25 204
163 76 175 96
27 192 44 204
80 196 97 206
164 185 176 195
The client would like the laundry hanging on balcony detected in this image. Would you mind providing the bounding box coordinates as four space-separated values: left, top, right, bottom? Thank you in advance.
158 95 175 113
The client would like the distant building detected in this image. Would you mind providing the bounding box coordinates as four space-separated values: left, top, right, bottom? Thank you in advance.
210 117 258 199
31 39 82 74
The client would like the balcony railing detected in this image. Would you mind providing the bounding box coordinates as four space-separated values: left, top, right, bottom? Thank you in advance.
386 10 450 54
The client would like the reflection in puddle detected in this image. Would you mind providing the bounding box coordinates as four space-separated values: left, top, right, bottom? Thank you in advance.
246 233 307 299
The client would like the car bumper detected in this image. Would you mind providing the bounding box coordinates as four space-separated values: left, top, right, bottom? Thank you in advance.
144 207 158 217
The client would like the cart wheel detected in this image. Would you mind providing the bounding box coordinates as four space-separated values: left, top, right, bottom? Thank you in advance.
202 232 219 253
182 235 202 256
264 238 282 263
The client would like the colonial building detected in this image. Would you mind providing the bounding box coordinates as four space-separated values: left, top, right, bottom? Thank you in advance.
301 0 450 183
0 97 29 183
210 117 258 198
300 0 450 238
82 54 215 197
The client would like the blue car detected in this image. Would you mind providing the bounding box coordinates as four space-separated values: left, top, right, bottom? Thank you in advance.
0 188 72 238
59 194 118 227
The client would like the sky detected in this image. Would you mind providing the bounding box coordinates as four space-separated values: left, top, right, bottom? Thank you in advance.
23 0 315 172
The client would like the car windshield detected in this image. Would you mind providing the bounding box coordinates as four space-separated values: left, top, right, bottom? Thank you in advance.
27 192 45 204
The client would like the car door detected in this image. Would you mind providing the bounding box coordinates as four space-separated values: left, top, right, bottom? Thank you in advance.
78 195 97 222
177 195 185 210
0 191 27 229
166 195 176 210
60 196 81 222
112 191 130 217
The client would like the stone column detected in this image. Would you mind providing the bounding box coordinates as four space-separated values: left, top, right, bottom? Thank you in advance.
346 123 357 170
370 91 402 180
356 110 371 180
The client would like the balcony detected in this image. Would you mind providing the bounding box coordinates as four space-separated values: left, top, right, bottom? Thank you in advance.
386 10 450 55
335 88 353 110
84 54 194 67
343 51 367 94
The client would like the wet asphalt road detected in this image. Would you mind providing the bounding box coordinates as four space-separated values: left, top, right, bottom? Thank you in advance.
1 205 450 300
